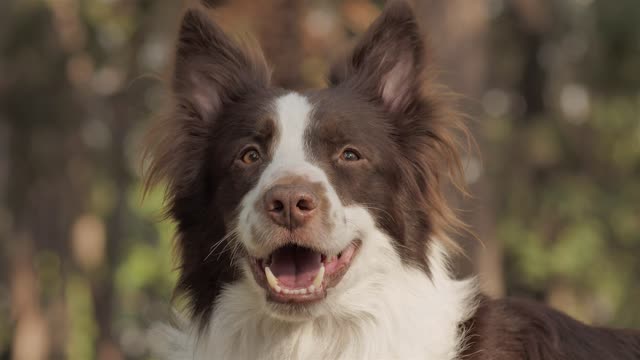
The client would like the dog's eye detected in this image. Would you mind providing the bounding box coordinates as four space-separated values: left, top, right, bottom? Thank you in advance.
240 148 261 164
341 149 361 162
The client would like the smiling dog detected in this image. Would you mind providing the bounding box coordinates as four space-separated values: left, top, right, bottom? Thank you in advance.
145 2 640 359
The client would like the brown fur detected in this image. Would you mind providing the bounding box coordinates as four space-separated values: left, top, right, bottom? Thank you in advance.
320 1 469 270
142 8 283 324
462 296 640 360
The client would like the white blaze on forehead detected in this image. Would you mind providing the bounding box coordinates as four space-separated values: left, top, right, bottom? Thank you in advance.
247 91 316 198
260 92 321 184
236 91 347 257
273 92 311 163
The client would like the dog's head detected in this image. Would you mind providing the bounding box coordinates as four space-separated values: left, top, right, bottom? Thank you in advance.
145 1 465 324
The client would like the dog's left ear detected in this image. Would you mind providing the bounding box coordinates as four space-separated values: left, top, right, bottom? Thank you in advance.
329 1 425 114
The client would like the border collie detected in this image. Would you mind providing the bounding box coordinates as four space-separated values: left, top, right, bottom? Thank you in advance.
145 2 640 359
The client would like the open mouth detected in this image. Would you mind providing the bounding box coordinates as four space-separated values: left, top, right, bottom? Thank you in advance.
249 241 360 304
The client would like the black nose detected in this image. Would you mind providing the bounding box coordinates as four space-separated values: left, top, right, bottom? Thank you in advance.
263 184 318 229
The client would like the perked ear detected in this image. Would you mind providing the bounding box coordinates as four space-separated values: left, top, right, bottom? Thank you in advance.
329 1 425 113
173 9 270 120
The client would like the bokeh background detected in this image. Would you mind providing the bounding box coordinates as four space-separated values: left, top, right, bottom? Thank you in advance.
1 0 639 358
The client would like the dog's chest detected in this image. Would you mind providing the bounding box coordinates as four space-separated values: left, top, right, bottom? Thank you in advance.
202 314 459 360
193 271 476 360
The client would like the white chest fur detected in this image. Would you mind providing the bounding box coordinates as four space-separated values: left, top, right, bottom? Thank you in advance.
153 240 477 360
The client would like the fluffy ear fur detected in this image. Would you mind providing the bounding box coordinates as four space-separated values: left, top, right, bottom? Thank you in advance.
173 9 270 120
330 1 469 256
329 1 425 114
143 9 271 324
145 9 271 199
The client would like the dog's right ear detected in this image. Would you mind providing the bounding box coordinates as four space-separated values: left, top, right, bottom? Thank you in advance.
173 9 270 121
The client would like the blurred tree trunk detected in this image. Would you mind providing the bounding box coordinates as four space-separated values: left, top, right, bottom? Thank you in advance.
257 0 305 89
415 0 503 296
10 245 50 360
210 0 305 89
93 91 131 360
2 1 85 357
504 0 552 302
90 2 170 358
511 0 549 119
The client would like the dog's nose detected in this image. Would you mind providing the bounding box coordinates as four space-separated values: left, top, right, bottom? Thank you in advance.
263 184 318 229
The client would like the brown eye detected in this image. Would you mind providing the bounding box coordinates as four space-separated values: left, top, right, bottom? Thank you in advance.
241 148 261 164
341 149 361 162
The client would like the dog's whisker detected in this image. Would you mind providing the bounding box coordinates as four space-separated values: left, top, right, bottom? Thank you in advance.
205 230 239 262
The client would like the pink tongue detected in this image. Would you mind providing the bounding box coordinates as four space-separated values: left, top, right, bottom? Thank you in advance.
270 246 322 288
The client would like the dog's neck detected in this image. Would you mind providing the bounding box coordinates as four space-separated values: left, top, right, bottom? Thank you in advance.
161 239 478 360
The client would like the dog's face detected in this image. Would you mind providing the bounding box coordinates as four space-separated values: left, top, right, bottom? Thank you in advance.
146 2 462 322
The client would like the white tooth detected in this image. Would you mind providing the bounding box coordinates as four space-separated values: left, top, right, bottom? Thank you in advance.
308 285 315 293
312 265 325 289
265 267 279 291
299 288 308 295
282 289 291 295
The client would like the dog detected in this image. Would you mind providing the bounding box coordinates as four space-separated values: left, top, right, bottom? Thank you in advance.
144 2 640 359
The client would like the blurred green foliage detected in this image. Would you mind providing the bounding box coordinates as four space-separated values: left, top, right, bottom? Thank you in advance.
476 0 640 328
495 95 640 326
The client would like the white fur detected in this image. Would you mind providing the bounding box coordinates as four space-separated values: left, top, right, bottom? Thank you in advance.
152 206 477 359
151 92 479 359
